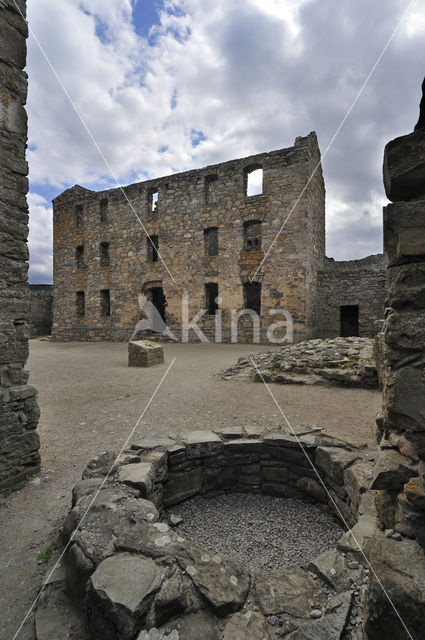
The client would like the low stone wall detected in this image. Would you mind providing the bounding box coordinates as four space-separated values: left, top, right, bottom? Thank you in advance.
29 284 53 337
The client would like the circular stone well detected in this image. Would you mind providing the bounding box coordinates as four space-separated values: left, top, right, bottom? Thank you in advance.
54 427 377 640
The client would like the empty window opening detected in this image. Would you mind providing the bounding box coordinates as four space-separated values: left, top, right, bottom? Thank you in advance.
75 205 83 229
205 174 218 204
76 291 85 317
100 199 108 223
244 282 261 315
204 227 218 256
75 245 84 269
246 167 263 197
100 289 111 317
149 286 166 322
100 242 110 267
205 282 219 315
243 220 262 252
149 189 159 212
147 235 159 263
340 305 359 337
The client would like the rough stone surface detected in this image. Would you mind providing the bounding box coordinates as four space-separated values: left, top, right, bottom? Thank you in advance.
87 553 165 640
128 340 164 367
0 0 40 489
221 337 379 388
29 284 53 337
222 610 272 640
255 566 327 617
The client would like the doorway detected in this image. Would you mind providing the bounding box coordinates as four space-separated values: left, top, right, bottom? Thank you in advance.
150 287 166 321
340 305 359 337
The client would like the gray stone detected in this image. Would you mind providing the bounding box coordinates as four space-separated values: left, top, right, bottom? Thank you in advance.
288 591 352 640
308 548 355 591
176 546 250 615
143 612 218 640
183 430 222 458
163 468 203 507
222 610 272 640
371 448 417 491
255 566 326 618
296 476 327 501
337 514 378 559
154 566 201 626
71 478 103 506
315 447 361 484
87 553 165 640
364 535 425 640
383 129 425 202
119 462 155 497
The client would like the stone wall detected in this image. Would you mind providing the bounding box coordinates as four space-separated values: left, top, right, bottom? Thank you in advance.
317 254 387 338
52 133 326 343
29 284 53 337
0 0 40 488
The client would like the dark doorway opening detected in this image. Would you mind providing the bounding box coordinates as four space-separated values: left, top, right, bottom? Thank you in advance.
150 286 166 321
205 282 219 315
244 282 261 315
340 305 359 337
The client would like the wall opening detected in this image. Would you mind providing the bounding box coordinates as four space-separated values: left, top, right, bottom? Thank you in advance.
149 189 159 213
100 289 111 317
204 227 218 256
76 291 85 317
340 305 359 337
244 282 261 315
205 282 219 315
75 245 84 269
75 204 83 229
205 174 218 204
100 199 108 223
245 167 263 197
100 242 110 267
147 235 159 263
243 220 262 252
150 286 166 321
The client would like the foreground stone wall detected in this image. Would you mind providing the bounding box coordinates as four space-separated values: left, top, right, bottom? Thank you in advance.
52 134 326 343
29 284 53 336
0 0 40 488
317 255 387 338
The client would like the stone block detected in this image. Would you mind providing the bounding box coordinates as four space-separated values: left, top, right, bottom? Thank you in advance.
128 340 164 367
119 462 155 498
163 468 203 507
384 367 425 432
371 448 417 491
315 447 360 484
183 430 222 458
383 129 425 202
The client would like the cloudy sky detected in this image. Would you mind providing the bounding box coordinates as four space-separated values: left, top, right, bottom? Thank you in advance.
26 0 425 282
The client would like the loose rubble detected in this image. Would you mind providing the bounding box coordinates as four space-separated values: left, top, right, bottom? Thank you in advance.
219 337 378 388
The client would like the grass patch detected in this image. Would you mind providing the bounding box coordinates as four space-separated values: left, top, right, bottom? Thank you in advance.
37 542 56 564
0 476 33 509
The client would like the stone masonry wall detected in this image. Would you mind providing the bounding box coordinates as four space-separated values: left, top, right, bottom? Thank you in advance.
52 133 326 343
317 254 387 338
29 284 53 337
0 0 40 488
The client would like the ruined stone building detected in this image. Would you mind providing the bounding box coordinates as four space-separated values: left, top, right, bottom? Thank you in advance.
52 133 386 343
0 0 40 488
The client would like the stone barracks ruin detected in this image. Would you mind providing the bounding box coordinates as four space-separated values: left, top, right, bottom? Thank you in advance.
52 135 386 343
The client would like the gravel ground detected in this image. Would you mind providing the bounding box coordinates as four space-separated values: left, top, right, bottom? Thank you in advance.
168 493 344 574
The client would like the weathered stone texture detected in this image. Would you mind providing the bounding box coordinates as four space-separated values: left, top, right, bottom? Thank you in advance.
0 0 40 488
29 284 53 336
128 340 164 367
317 255 387 338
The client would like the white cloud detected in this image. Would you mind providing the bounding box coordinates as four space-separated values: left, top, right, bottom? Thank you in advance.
28 193 53 283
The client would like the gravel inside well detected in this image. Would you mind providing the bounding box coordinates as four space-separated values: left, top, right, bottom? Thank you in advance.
167 494 344 574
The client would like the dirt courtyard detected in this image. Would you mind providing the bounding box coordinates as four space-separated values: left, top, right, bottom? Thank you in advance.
0 340 381 639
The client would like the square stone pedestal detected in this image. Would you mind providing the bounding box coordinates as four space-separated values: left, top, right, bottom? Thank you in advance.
128 340 164 367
